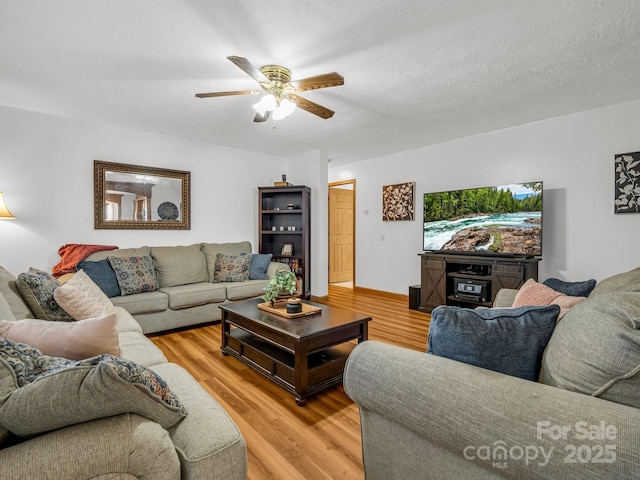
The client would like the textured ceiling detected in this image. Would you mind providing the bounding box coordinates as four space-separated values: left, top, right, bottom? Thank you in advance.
1 1 640 165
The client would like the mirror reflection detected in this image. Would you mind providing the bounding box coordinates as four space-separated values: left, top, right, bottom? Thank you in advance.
94 161 190 230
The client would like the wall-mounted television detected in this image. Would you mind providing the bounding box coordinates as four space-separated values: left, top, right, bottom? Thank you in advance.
423 181 543 257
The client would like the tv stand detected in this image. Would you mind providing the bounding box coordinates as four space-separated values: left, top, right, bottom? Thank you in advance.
418 252 540 312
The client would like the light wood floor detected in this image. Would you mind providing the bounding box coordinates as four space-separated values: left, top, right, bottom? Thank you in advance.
150 285 431 480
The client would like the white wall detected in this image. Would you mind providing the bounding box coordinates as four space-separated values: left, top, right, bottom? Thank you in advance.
329 99 640 294
0 105 288 275
287 149 329 298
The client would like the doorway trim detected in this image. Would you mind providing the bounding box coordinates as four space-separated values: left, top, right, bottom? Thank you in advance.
328 179 356 288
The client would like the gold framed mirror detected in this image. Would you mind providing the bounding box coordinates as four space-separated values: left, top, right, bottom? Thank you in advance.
94 160 191 230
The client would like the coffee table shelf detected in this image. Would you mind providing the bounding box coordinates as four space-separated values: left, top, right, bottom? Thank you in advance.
226 329 355 393
220 299 370 405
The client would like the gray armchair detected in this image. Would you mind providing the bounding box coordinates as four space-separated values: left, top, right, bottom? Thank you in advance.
344 340 640 479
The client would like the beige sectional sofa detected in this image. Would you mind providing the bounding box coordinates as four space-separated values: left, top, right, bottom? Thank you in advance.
83 241 288 333
0 265 247 479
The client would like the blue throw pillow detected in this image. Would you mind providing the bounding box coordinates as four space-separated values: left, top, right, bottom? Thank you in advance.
248 253 273 280
543 278 596 297
76 259 120 298
427 305 560 381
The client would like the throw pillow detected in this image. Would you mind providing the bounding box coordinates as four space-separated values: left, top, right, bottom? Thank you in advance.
0 314 120 360
76 259 121 297
16 268 73 322
542 277 597 297
213 253 250 283
249 253 273 280
513 278 586 318
589 266 640 297
427 304 560 381
0 338 187 436
53 269 115 320
108 255 159 296
541 292 640 409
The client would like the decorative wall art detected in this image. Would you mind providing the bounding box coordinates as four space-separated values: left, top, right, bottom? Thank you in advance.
382 182 415 221
614 151 640 214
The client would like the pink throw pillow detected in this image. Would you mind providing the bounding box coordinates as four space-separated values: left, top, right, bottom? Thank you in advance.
513 278 585 318
0 313 120 360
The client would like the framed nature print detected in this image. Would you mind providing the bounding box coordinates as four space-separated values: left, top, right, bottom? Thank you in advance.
281 243 294 256
615 151 640 213
382 182 415 221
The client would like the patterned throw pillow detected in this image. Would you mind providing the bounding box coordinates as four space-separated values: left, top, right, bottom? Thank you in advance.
213 253 250 283
0 338 187 436
16 268 73 322
108 256 159 296
53 269 115 320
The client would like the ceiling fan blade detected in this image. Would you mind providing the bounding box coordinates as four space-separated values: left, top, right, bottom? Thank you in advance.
227 56 270 84
195 90 258 98
290 72 344 93
292 95 335 119
254 111 272 123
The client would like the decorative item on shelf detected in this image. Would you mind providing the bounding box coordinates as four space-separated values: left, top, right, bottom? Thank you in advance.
286 298 303 314
286 203 295 210
275 174 291 187
262 270 298 305
0 192 16 219
281 243 294 256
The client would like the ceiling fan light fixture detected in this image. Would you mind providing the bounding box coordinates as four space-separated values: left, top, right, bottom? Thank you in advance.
252 94 277 116
272 98 297 120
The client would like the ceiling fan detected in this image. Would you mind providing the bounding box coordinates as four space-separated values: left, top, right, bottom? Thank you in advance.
196 56 344 122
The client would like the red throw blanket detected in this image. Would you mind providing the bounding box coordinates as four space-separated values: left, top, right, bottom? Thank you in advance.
52 244 118 277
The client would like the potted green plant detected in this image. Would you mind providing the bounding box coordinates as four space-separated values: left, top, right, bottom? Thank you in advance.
262 270 298 304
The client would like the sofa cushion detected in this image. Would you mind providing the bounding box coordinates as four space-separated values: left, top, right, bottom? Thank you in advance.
151 244 208 288
0 338 187 436
76 258 121 297
111 291 168 315
0 314 120 360
53 269 115 320
151 363 247 480
541 292 640 408
16 268 73 322
226 280 271 301
512 278 586 318
589 266 640 297
428 304 560 381
118 330 168 367
85 246 152 262
543 277 597 297
0 292 15 321
159 283 227 309
112 306 143 334
0 266 33 319
201 242 252 281
249 253 273 280
213 253 250 283
108 256 159 296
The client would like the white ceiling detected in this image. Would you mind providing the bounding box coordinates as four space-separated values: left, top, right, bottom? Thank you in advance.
2 1 640 165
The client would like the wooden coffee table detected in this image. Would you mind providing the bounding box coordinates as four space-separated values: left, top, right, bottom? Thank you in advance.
220 298 371 405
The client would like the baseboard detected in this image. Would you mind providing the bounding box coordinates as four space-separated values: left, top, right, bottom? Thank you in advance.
310 294 329 303
353 286 409 302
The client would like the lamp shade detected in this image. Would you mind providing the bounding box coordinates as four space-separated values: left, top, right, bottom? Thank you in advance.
0 192 16 219
252 94 277 116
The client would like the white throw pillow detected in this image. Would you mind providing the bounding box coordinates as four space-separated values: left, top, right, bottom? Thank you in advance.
0 314 120 360
54 269 115 320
